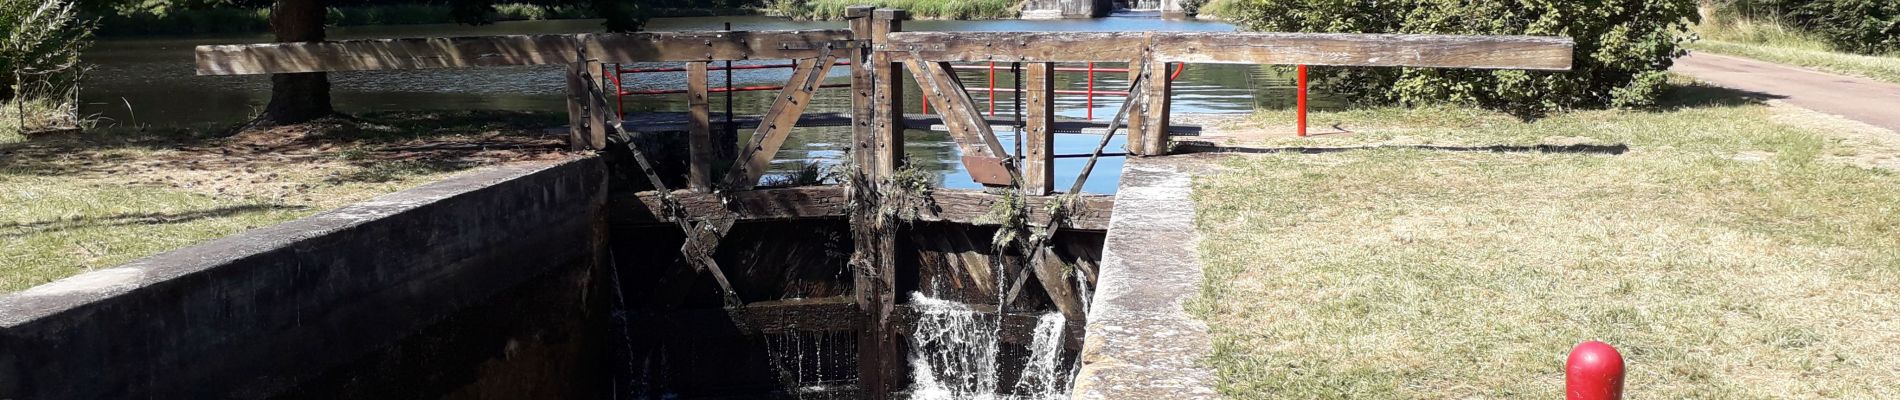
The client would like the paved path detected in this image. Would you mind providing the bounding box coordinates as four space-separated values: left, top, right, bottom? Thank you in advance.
1673 52 1900 132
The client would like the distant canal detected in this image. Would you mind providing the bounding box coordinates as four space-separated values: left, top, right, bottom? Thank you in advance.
82 14 1341 193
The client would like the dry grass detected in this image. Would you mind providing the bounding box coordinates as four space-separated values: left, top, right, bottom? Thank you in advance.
0 111 572 292
1188 81 1900 398
1689 19 1900 85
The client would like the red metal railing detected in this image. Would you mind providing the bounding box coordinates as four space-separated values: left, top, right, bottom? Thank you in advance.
610 60 854 116
941 62 1187 121
610 59 1313 137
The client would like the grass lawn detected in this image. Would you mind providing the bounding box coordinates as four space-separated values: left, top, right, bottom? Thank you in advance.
0 111 571 293
1188 82 1900 398
1688 20 1900 84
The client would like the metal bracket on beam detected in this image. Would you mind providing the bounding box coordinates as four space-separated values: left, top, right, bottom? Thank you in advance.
961 155 1013 186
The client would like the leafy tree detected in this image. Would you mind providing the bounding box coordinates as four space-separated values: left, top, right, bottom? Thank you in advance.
1227 0 1699 114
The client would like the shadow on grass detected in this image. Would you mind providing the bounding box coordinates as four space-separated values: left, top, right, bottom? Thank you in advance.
1653 80 1783 111
0 110 565 178
1175 141 1629 155
0 203 298 239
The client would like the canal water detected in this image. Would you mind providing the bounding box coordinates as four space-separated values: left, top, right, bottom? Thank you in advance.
82 15 1339 193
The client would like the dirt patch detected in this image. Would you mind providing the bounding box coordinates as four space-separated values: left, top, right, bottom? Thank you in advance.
0 111 575 204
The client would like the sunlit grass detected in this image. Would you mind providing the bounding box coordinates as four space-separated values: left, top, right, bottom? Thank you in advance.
0 111 565 292
1190 83 1900 398
1689 18 1900 84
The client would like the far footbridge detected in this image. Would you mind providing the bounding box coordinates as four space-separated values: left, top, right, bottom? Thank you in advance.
196 8 1571 399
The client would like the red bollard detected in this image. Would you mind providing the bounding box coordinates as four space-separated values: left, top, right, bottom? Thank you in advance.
1566 341 1625 400
1296 64 1308 137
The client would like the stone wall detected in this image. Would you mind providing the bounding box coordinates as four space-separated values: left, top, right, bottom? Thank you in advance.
0 157 609 399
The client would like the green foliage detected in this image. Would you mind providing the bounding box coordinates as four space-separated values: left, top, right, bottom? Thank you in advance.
1186 0 1243 19
771 0 1015 20
1225 0 1698 113
759 160 841 187
1707 0 1899 55
3 0 94 133
1785 1 1899 55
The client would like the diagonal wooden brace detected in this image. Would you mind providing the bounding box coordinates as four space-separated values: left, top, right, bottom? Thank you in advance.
724 47 842 190
573 49 746 308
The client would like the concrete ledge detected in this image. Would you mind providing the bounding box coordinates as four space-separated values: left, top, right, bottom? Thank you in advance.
1072 156 1218 399
0 156 607 399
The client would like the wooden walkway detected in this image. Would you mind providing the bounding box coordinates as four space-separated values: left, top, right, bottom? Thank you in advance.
620 112 1204 135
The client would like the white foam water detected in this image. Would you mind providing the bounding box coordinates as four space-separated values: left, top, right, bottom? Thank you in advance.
905 293 1072 400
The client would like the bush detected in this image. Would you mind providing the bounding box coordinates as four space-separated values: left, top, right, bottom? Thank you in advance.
772 0 1017 20
1706 0 1900 55
1226 0 1699 113
2 0 94 133
1786 0 1899 55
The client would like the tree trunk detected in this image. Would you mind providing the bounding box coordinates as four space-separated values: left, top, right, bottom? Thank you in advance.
259 0 333 125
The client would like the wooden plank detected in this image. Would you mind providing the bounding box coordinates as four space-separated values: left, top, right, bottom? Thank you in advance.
870 8 907 177
879 31 1575 70
1122 60 1153 157
564 63 587 151
611 187 1115 230
904 56 1018 186
195 30 856 75
1030 246 1085 321
687 62 714 191
945 225 996 296
851 8 898 399
1128 60 1171 156
723 49 841 190
1023 62 1055 194
583 60 610 150
646 297 860 338
616 111 1203 135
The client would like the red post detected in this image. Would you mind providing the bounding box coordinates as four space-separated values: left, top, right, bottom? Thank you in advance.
988 61 997 117
613 64 625 117
1566 341 1625 400
1296 64 1308 137
1086 62 1095 121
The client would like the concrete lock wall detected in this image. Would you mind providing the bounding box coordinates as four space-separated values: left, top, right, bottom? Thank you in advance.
0 157 610 399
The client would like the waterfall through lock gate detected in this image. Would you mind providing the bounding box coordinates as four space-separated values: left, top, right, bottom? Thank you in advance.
905 294 1074 400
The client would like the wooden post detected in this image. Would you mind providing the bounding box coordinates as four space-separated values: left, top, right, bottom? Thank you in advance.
850 8 878 175
1022 62 1056 195
583 60 610 150
1122 60 1146 156
687 61 714 192
872 8 907 177
565 62 587 151
1141 60 1172 155
850 7 903 400
1125 60 1170 156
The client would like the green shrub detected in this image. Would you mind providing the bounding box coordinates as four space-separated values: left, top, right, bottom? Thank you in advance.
1706 0 1900 55
772 0 1016 20
1226 0 1698 113
1786 0 1899 55
2 0 94 133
